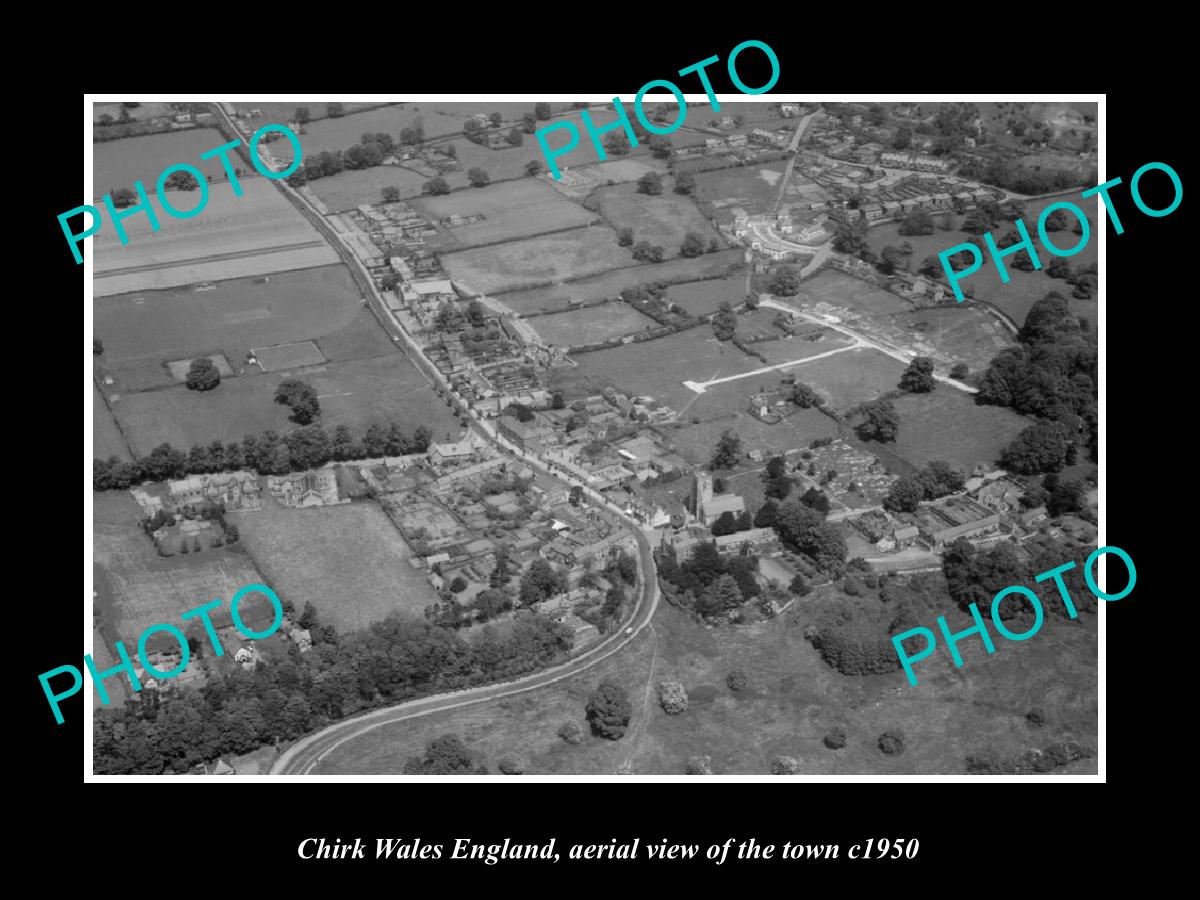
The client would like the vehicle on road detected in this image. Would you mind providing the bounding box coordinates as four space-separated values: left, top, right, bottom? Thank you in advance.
625 627 634 636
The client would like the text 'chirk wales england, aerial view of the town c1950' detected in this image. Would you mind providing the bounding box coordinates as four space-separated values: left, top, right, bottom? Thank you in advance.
85 95 1102 778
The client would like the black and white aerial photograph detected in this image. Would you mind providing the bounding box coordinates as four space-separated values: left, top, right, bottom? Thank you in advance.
78 93 1111 780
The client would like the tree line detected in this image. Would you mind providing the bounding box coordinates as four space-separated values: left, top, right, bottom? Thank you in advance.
92 419 434 490
93 604 574 775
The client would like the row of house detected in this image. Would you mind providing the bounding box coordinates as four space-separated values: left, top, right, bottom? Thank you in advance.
879 152 951 173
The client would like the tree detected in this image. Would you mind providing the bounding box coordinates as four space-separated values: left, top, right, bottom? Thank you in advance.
109 188 138 209
297 601 319 630
467 167 490 188
381 185 401 203
648 136 674 159
93 339 104 356
710 429 742 471
403 734 485 774
697 573 744 618
326 102 345 118
603 132 631 156
911 460 965 500
899 209 935 236
637 172 663 196
488 111 503 127
617 226 634 247
679 232 706 258
950 362 969 380
710 511 739 537
423 177 450 195
754 500 779 529
712 302 737 341
524 159 542 177
769 266 801 296
799 486 831 514
631 241 664 263
899 356 936 393
449 576 468 594
185 357 221 392
586 679 632 739
789 573 811 596
832 219 868 255
274 379 320 425
960 208 996 235
557 720 584 745
883 476 924 513
1048 478 1086 516
791 382 821 408
1044 208 1073 232
1047 257 1072 279
658 682 688 715
519 558 566 604
1000 421 1071 474
506 127 524 147
294 107 311 125
163 170 199 192
534 102 552 120
674 171 697 195
856 399 900 442
892 126 912 150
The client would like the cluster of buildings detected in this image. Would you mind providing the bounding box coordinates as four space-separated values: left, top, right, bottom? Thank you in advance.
267 468 347 509
878 151 951 173
730 206 830 259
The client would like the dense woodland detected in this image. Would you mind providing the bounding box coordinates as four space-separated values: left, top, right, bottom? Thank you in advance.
93 605 573 775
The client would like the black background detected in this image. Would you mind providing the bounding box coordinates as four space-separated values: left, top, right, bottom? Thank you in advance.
41 23 1181 884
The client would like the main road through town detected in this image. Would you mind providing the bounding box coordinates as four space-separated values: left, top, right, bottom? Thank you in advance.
208 105 662 775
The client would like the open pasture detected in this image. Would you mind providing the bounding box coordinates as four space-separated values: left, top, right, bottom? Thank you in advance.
528 303 657 347
552 327 765 412
93 178 338 297
411 179 595 247
232 497 437 634
93 491 267 646
496 250 742 316
94 265 364 391
439 226 633 295
887 390 1033 472
595 182 720 251
866 195 1099 329
93 127 232 197
664 276 747 316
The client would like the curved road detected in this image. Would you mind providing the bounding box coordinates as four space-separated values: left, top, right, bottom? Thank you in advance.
208 105 663 775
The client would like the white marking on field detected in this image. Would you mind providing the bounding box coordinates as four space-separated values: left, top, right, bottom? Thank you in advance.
683 341 864 393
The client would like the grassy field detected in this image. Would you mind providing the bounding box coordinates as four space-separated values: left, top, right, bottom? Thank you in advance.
439 226 634 294
664 276 747 316
307 166 436 211
890 306 1015 375
112 349 462 455
93 178 339 297
411 179 595 247
596 182 721 252
528 302 658 347
798 270 913 317
93 382 132 460
311 582 1097 774
667 404 840 466
693 161 791 215
553 328 766 412
865 195 1100 329
232 495 436 634
93 127 233 197
231 102 385 123
266 106 414 163
885 389 1034 471
748 330 855 366
495 250 743 315
786 347 907 412
93 101 175 124
95 265 365 391
93 491 267 646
